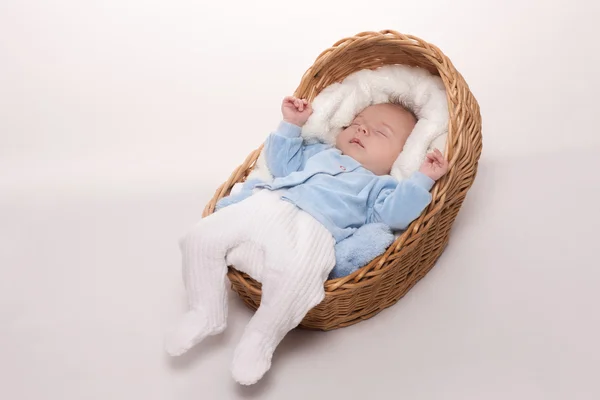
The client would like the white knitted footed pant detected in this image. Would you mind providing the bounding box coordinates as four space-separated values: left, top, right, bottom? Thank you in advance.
165 190 336 385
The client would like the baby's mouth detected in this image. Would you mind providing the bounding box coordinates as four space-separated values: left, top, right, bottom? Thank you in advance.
350 138 364 148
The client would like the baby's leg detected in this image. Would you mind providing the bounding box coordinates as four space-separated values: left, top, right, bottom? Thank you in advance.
165 202 251 356
226 241 266 282
230 206 336 385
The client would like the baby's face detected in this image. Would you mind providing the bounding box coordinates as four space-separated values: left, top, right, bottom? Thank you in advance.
336 103 416 175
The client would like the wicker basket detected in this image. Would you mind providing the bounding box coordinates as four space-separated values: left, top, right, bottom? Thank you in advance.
202 30 482 331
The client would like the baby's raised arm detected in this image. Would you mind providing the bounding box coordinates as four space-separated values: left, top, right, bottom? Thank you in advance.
263 97 327 177
369 152 449 231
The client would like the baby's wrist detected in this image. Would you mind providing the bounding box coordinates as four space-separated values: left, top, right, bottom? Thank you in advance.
277 120 303 138
411 171 436 190
282 118 304 128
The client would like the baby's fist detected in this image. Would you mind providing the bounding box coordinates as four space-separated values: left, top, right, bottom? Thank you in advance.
419 149 449 181
281 96 312 127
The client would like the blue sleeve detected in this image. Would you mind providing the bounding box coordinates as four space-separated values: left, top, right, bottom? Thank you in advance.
264 121 328 177
368 172 435 231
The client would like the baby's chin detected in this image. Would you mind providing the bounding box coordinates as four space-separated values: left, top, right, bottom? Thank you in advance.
339 144 360 158
342 146 369 164
341 149 390 175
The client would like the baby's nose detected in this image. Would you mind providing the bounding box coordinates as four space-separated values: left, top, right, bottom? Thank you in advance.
359 126 369 136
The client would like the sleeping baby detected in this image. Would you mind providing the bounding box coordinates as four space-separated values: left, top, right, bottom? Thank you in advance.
165 96 449 385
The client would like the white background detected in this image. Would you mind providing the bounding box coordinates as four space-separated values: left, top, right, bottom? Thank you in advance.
1 1 599 399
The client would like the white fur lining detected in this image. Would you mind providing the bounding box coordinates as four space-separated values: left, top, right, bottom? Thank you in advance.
245 64 448 187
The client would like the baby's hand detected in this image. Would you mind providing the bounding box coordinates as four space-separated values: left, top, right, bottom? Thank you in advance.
419 149 449 181
281 96 313 127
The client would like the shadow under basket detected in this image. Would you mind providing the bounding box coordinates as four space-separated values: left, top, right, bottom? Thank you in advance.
202 30 483 331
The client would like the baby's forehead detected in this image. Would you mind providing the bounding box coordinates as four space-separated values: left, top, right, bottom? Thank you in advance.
355 103 414 122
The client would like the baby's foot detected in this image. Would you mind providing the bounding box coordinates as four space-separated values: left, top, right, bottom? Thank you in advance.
230 331 275 385
164 309 225 356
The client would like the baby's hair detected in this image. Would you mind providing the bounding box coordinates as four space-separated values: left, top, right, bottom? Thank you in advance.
388 97 418 123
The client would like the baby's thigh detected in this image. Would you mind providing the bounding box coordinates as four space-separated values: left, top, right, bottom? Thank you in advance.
179 198 262 254
226 241 266 281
